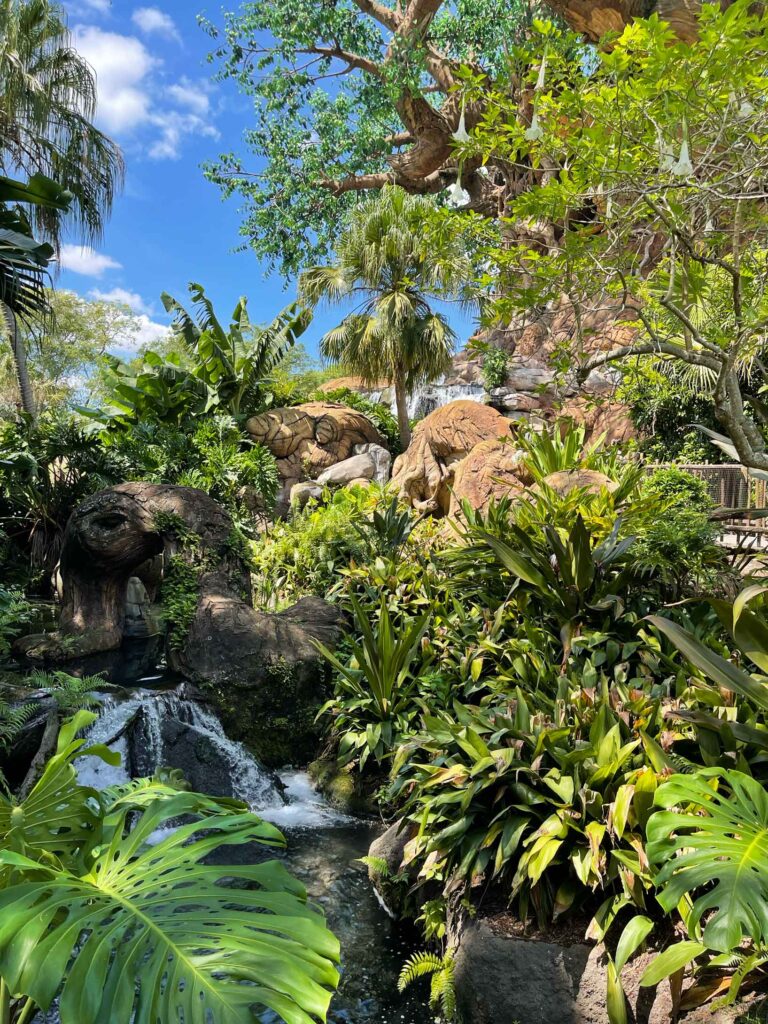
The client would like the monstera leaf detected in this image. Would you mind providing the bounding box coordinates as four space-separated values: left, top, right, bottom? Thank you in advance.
646 768 768 953
0 793 339 1024
0 710 118 870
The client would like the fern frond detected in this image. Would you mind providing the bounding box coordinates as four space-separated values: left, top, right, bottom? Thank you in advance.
397 951 444 992
358 855 391 879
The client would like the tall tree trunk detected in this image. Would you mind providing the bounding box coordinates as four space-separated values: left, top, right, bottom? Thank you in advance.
543 0 736 42
394 374 412 449
2 302 36 420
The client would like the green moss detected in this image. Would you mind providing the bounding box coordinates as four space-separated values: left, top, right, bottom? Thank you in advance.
308 757 379 815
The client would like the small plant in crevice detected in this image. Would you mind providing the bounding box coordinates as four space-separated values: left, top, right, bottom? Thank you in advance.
159 556 203 649
398 951 457 1021
0 699 39 792
28 669 111 714
481 346 510 391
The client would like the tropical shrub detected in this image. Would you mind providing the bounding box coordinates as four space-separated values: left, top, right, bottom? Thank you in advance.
0 414 125 587
251 487 382 608
0 710 339 1024
0 587 32 656
315 597 430 768
480 346 509 391
91 284 311 425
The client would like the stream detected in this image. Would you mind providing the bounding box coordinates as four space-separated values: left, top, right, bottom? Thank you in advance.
61 660 436 1024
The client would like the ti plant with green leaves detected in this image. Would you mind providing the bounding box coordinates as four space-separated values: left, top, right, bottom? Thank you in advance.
315 595 431 769
0 710 340 1024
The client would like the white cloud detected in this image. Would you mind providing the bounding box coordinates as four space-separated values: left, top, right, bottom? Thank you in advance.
131 6 180 42
68 0 110 13
73 27 155 133
70 28 218 159
59 245 122 277
110 314 171 353
148 109 219 160
167 79 210 117
89 286 149 314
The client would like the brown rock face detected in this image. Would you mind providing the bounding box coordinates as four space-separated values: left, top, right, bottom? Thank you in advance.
245 402 385 502
449 438 529 517
541 469 618 497
318 376 389 393
392 400 514 514
556 398 637 446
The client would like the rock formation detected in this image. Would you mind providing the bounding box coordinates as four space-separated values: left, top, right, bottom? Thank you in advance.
449 438 529 517
19 482 342 765
245 402 385 508
391 401 515 513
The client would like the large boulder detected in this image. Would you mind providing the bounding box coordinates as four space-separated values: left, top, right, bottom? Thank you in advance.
392 401 515 514
450 912 749 1024
449 438 530 517
556 397 637 446
317 452 376 487
245 402 385 507
176 593 343 766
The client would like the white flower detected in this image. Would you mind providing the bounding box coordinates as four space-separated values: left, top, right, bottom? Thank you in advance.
452 105 470 144
671 137 694 177
446 179 471 208
525 111 543 142
657 129 675 171
739 98 755 117
477 165 489 177
535 51 548 92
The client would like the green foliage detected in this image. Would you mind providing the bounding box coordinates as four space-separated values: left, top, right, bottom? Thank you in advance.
480 346 509 391
91 284 311 425
398 951 456 1021
0 586 32 655
159 555 202 650
316 386 400 452
0 413 126 586
315 596 430 768
455 5 768 471
28 669 109 714
617 361 722 463
0 698 38 792
251 487 379 608
202 0 541 275
0 710 340 1024
299 186 474 445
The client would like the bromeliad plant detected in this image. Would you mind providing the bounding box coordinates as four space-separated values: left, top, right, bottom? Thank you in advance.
0 710 339 1024
315 595 431 769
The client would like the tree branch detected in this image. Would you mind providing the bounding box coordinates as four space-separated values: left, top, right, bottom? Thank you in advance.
299 45 383 78
351 0 400 31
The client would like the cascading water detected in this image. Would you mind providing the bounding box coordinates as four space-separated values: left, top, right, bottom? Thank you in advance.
369 380 486 421
72 688 435 1024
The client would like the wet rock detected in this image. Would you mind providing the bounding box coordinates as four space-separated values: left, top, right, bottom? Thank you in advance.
176 590 344 766
317 452 376 487
488 388 542 412
449 913 749 1024
158 717 242 799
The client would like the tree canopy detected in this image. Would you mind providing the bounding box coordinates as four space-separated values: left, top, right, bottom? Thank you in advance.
202 0 553 276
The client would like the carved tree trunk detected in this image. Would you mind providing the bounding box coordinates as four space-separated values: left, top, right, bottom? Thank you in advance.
543 0 736 42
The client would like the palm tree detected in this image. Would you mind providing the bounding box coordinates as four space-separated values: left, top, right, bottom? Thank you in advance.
0 0 124 417
299 186 474 448
0 0 124 246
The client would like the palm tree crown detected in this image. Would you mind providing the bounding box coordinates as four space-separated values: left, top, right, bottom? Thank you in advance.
299 185 474 448
0 0 124 246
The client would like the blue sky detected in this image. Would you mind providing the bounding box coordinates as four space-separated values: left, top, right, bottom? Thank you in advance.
57 0 477 361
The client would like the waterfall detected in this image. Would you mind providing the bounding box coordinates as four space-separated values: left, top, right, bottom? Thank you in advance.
75 688 284 809
368 379 486 422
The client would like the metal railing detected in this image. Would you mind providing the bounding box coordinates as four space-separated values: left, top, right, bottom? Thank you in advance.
654 463 768 538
